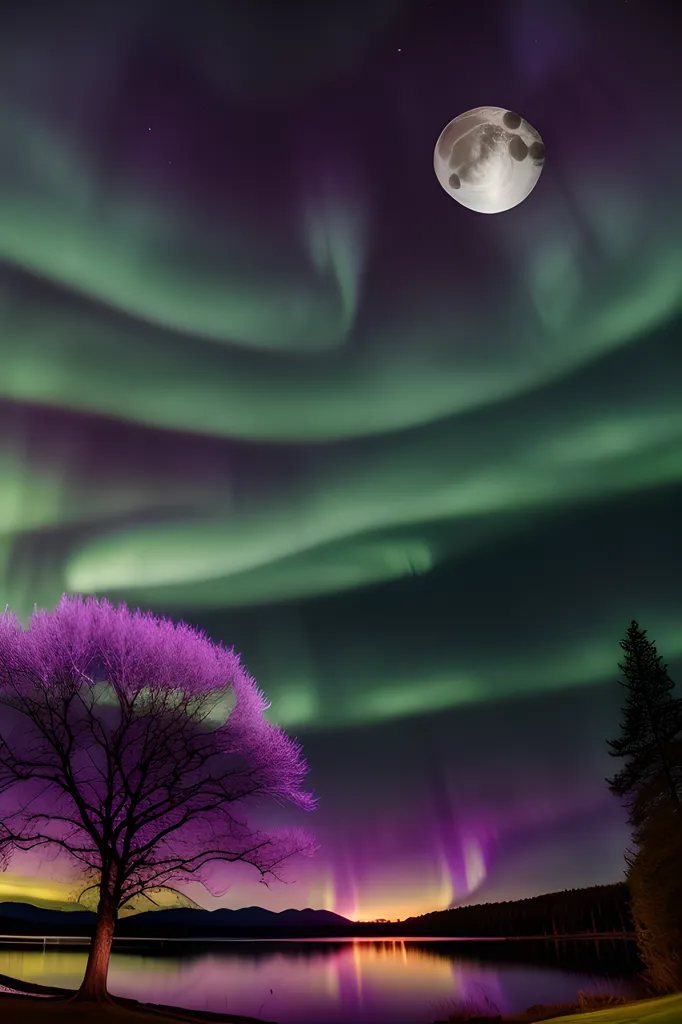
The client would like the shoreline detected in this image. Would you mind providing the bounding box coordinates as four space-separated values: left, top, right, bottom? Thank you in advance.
0 973 274 1024
0 931 638 944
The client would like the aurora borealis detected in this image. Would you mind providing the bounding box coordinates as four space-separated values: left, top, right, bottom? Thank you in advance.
1 0 681 922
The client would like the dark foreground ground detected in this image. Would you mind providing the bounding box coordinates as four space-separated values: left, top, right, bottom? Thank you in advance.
3 992 682 1024
0 974 272 1024
0 999 254 1024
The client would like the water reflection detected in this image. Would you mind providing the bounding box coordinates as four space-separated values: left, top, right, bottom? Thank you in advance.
0 939 638 1024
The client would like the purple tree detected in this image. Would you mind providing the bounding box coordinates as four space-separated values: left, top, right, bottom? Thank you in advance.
0 596 316 1003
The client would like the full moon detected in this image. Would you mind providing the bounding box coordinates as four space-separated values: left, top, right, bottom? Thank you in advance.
434 106 545 214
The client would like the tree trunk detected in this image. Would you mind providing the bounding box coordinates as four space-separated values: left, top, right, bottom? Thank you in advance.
75 888 118 1002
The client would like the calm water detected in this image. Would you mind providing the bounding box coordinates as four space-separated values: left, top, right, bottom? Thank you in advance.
0 938 639 1024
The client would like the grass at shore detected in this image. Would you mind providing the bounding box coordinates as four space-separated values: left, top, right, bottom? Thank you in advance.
441 993 682 1023
542 994 682 1022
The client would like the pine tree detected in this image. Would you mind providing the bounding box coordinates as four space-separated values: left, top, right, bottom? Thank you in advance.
607 620 682 828
607 620 682 993
625 814 682 993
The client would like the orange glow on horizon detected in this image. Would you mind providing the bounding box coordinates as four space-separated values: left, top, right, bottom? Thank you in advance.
343 852 457 922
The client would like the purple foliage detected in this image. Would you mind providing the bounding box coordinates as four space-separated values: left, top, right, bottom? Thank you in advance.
0 595 316 908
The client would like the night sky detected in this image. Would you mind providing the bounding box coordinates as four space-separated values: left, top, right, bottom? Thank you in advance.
1 0 681 921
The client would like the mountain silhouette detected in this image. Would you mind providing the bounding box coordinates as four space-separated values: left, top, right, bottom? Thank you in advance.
0 902 94 924
0 901 351 937
129 906 350 928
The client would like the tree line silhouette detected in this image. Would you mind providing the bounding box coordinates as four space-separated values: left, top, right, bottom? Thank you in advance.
394 882 632 939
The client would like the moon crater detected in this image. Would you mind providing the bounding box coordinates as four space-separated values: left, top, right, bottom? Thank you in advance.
434 106 545 214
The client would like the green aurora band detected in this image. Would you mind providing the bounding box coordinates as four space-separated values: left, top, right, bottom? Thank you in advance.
0 0 680 738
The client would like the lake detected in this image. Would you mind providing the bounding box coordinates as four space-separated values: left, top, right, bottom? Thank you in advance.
0 937 641 1024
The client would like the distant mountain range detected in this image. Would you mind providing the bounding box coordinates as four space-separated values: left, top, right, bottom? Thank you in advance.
126 906 350 929
0 901 352 938
0 901 94 925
